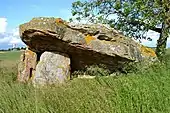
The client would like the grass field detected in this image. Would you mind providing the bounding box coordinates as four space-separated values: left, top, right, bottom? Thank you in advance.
0 49 170 113
0 51 21 61
0 51 21 70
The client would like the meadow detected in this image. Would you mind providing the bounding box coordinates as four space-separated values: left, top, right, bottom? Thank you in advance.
0 49 170 113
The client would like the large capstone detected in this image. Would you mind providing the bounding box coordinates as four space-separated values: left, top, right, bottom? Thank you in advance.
33 52 70 85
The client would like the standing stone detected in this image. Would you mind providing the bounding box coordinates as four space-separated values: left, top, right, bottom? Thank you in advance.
33 52 70 85
18 49 37 82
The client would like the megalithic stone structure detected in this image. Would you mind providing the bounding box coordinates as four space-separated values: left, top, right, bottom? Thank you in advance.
18 17 157 85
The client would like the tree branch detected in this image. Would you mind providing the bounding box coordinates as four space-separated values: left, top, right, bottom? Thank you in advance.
105 9 162 33
125 19 162 33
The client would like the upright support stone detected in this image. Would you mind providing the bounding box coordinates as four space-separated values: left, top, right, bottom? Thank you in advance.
18 49 37 82
33 52 71 85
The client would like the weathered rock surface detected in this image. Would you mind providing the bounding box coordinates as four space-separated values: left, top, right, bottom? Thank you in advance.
18 49 37 82
19 17 156 72
33 52 70 85
18 17 157 85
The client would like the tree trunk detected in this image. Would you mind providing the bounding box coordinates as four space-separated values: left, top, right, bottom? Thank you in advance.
156 21 168 60
156 6 170 61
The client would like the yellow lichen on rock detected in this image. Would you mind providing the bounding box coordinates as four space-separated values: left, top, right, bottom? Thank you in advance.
140 46 156 57
56 18 64 24
56 18 68 26
25 49 35 56
85 35 96 44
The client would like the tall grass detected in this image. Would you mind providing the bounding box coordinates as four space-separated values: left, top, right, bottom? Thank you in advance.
0 50 170 113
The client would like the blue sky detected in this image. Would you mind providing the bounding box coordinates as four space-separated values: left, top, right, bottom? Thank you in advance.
0 0 169 49
1 0 75 29
0 0 76 49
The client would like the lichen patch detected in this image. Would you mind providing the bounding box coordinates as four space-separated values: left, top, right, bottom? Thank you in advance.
85 35 96 44
140 46 156 57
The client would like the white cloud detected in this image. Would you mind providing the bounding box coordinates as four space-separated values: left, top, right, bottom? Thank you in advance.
8 28 24 45
0 18 7 33
12 28 19 37
140 30 170 48
141 30 160 47
0 30 24 45
167 37 170 48
0 36 11 43
0 18 25 49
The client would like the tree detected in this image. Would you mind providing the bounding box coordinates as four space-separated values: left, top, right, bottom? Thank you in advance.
71 0 170 60
8 48 11 51
16 47 21 50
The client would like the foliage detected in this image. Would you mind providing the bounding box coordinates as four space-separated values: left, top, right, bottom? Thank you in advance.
71 0 170 59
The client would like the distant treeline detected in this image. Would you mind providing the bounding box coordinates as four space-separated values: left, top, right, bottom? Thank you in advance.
0 47 26 51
